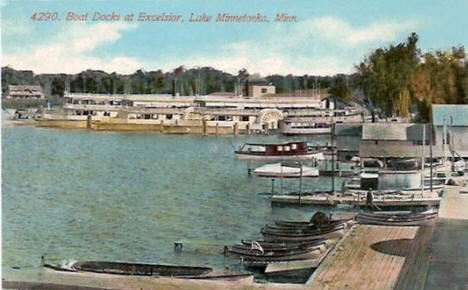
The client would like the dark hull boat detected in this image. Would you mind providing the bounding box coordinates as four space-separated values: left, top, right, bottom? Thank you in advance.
274 217 353 228
264 219 352 233
262 225 345 242
44 260 212 277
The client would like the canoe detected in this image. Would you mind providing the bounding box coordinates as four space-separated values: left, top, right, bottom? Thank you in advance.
44 260 212 277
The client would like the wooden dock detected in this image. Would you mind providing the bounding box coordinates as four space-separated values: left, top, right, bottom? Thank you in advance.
307 225 419 289
271 194 441 207
438 185 468 219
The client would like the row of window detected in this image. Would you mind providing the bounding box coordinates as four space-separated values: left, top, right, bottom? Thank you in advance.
276 144 298 152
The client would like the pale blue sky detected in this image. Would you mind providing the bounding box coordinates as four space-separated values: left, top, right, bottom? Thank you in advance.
1 0 467 75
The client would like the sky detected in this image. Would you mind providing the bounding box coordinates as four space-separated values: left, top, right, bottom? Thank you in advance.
1 0 467 76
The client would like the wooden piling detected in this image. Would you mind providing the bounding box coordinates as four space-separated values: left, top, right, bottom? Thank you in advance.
86 115 92 129
200 119 206 136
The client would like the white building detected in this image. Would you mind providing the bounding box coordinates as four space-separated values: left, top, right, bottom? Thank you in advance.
5 85 44 100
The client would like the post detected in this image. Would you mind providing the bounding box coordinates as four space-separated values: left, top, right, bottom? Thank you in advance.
280 162 284 195
215 122 219 136
421 124 426 197
271 179 275 195
202 119 207 136
160 120 164 133
430 121 433 192
331 122 335 193
299 163 303 206
86 115 92 129
233 122 238 136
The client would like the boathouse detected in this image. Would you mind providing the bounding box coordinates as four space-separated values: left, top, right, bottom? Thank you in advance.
432 104 468 158
335 123 362 161
359 123 438 158
5 85 44 100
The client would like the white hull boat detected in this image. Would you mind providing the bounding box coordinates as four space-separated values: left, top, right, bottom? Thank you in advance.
254 163 319 178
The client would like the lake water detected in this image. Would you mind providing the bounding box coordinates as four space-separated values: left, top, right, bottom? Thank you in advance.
2 126 350 274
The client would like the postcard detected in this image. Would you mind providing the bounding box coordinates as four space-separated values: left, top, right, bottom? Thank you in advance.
2 0 467 289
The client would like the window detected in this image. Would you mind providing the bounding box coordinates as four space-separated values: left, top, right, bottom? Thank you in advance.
218 115 226 121
284 146 291 152
291 144 297 150
276 146 283 151
261 88 267 93
241 116 249 122
166 114 173 120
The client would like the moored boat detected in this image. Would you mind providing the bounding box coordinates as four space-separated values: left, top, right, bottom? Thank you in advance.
356 209 438 226
44 260 212 277
262 225 345 242
235 141 324 161
253 162 319 178
226 245 323 265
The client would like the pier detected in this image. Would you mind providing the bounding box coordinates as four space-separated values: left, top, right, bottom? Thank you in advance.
270 193 441 207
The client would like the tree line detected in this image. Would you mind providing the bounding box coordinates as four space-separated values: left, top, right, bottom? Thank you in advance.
356 33 467 121
1 66 338 98
2 32 466 121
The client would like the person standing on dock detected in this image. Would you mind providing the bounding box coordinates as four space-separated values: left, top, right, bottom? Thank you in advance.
366 188 374 209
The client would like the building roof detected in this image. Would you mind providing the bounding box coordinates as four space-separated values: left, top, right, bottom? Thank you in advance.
362 123 430 141
432 104 468 126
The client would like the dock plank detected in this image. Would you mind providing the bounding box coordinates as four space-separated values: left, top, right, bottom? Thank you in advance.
438 185 468 220
307 225 418 290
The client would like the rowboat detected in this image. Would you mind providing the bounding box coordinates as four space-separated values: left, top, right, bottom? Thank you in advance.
262 226 345 242
229 241 326 253
358 209 437 219
235 141 324 161
356 209 438 226
240 239 328 248
253 162 319 178
226 246 323 265
271 218 352 230
44 260 212 277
